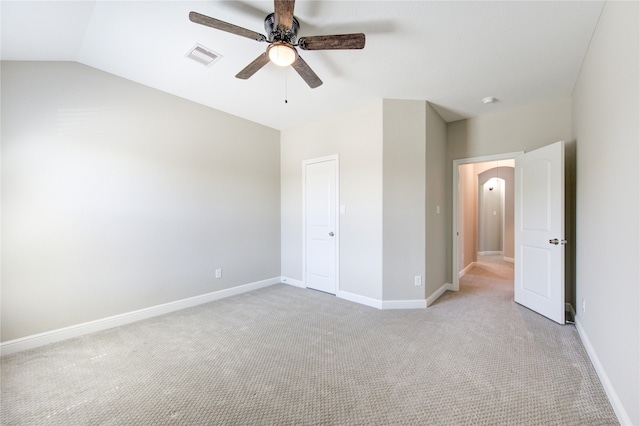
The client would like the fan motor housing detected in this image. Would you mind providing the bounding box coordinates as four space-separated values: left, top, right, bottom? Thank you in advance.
264 13 300 43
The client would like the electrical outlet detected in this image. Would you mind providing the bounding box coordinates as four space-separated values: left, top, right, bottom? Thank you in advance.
215 269 222 279
414 276 422 286
582 299 586 313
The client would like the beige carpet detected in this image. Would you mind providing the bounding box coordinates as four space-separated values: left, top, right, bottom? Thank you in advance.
1 262 618 425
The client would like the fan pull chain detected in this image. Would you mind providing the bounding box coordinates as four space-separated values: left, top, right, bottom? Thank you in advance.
284 71 288 104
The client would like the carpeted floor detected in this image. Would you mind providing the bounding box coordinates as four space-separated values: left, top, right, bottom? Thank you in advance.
1 259 618 425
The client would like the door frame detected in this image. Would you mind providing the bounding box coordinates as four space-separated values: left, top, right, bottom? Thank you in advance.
452 151 523 291
302 154 340 293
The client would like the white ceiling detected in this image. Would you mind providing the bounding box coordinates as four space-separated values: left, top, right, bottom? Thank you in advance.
1 1 604 130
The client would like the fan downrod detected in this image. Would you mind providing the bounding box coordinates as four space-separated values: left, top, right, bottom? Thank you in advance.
264 13 300 44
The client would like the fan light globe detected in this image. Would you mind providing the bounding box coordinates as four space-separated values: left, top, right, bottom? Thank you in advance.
268 44 296 66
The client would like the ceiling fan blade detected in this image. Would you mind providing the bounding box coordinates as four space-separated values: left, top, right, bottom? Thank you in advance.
298 33 366 50
274 0 295 31
235 53 271 79
189 11 267 42
291 54 322 89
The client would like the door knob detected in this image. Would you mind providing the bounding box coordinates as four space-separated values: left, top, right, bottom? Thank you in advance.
549 238 567 245
329 232 335 237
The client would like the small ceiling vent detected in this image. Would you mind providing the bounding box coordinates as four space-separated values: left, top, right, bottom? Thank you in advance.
186 43 222 67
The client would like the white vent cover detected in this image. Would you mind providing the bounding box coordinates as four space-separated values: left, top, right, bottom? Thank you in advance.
186 43 222 67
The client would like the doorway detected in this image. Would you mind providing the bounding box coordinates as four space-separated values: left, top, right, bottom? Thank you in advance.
453 143 568 324
477 162 515 261
452 152 521 291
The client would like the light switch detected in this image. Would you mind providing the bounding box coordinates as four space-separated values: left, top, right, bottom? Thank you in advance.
340 205 346 214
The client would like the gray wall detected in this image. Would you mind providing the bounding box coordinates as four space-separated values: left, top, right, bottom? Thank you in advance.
382 99 426 301
1 61 281 341
424 103 448 298
281 99 448 304
572 2 639 424
280 100 384 300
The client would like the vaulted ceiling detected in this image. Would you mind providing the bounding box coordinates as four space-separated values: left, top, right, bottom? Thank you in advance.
1 1 604 130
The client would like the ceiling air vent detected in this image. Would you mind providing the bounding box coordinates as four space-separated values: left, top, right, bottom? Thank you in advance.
186 43 222 67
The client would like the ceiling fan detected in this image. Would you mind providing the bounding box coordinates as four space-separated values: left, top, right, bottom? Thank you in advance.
189 0 366 88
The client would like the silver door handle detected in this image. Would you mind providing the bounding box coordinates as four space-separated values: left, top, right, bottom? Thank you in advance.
329 232 335 237
549 238 567 245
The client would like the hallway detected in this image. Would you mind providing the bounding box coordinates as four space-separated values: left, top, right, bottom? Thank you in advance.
459 255 515 300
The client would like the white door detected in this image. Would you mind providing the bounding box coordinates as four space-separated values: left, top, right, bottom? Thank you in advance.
514 141 565 324
304 157 338 294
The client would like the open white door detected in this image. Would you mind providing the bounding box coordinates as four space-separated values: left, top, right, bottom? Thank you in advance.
303 157 338 294
515 141 565 324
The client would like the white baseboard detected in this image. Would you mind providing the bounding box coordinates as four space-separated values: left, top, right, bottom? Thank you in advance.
280 277 305 288
427 283 455 306
575 317 631 426
459 262 477 278
0 277 281 356
478 251 503 256
381 299 427 309
336 290 382 309
336 291 428 310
